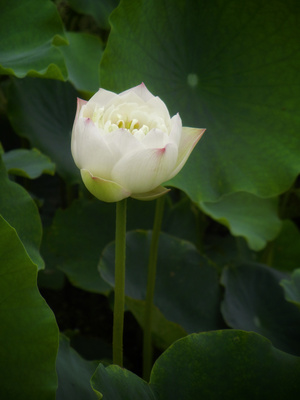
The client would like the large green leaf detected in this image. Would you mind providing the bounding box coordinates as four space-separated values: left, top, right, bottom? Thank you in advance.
91 331 300 399
100 0 300 202
0 155 44 268
6 77 79 183
0 0 68 79
201 192 282 250
2 148 55 179
56 335 98 400
221 262 300 355
150 330 300 399
61 31 103 94
99 231 223 333
0 215 58 399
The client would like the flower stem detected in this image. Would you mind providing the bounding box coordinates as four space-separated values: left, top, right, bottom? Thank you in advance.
143 195 165 381
113 199 127 367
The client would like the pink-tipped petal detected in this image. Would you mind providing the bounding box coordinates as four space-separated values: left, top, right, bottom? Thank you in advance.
141 128 170 149
81 169 130 203
120 84 171 121
132 185 171 201
112 143 178 193
120 83 154 102
74 98 87 123
168 127 206 179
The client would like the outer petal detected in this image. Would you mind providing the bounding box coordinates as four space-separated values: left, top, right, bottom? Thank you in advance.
88 88 118 107
112 143 178 193
168 127 206 180
168 113 182 146
81 169 130 203
131 185 170 201
118 84 171 121
119 83 154 102
74 98 87 123
141 128 170 149
71 118 114 180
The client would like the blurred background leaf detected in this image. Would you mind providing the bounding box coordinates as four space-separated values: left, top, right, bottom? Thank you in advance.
67 0 120 30
2 148 55 179
5 77 79 183
281 269 300 310
0 0 68 80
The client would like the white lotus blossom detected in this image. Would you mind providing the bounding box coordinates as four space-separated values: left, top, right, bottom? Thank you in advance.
71 83 205 202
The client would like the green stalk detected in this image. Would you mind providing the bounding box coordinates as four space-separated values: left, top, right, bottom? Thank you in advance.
143 195 165 381
113 199 127 367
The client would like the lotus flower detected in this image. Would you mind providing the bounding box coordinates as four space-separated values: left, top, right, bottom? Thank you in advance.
71 83 205 202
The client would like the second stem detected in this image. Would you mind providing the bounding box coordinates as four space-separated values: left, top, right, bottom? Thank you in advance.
143 195 165 380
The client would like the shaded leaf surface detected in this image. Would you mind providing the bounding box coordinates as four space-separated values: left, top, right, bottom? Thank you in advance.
125 297 187 350
150 330 300 399
100 231 223 333
267 219 300 272
221 262 300 355
91 364 156 400
56 335 98 400
201 192 282 250
67 0 119 29
6 77 79 183
281 269 300 310
43 198 114 294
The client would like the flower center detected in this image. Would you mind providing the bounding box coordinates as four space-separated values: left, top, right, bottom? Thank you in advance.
85 103 168 140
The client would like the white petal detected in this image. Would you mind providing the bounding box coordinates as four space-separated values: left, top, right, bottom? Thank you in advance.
168 114 182 146
119 83 154 102
168 127 205 179
122 83 171 121
146 95 171 122
112 143 178 193
89 88 118 107
74 98 87 122
141 128 170 149
71 118 115 180
104 128 143 158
